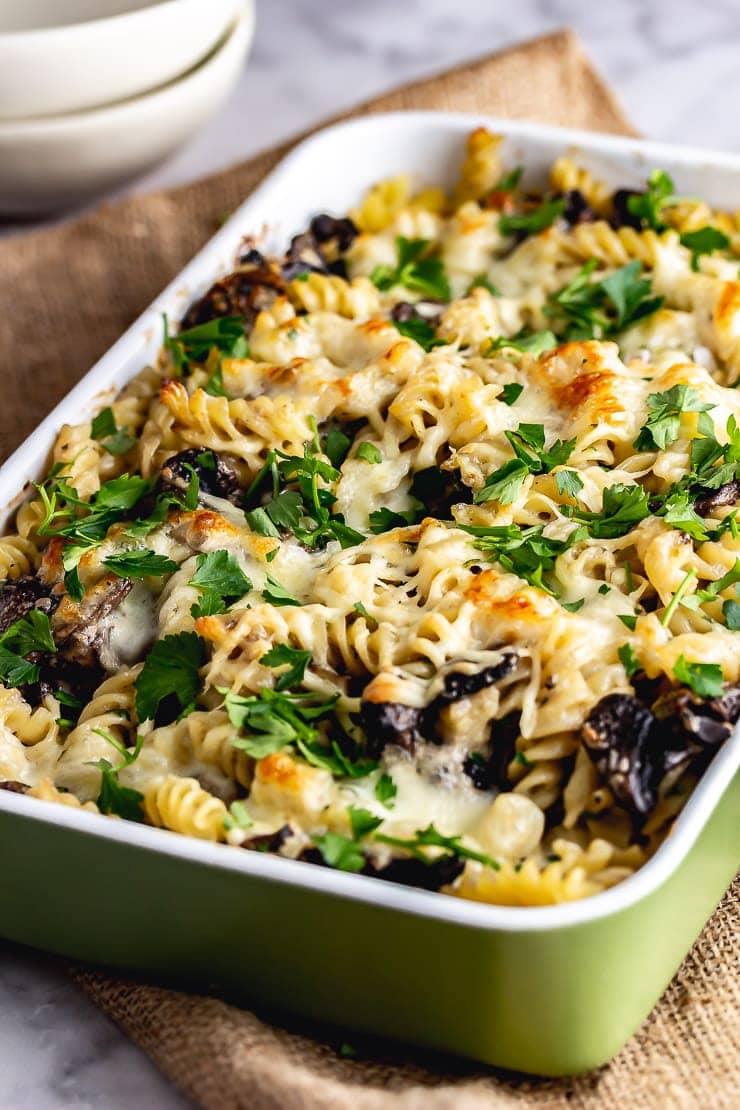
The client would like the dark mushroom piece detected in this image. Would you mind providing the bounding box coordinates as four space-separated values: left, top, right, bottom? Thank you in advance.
581 693 664 817
693 480 740 517
159 448 242 504
0 781 29 794
0 576 57 636
410 465 473 519
359 700 425 759
561 189 596 225
181 254 285 330
281 232 329 281
310 214 358 253
653 685 740 749
53 576 133 670
611 189 644 230
366 853 465 892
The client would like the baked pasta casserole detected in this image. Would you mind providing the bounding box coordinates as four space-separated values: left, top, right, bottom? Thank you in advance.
1 128 739 906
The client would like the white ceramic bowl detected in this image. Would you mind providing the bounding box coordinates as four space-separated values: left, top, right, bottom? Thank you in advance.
0 2 254 216
0 0 241 120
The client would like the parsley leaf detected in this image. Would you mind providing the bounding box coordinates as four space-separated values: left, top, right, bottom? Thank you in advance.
223 800 253 831
188 550 252 618
375 822 500 870
573 483 650 539
618 643 641 677
723 598 740 630
475 422 576 505
164 314 247 374
260 643 311 691
89 731 144 820
500 382 524 406
90 407 136 456
103 549 178 579
349 806 383 839
680 227 730 271
393 316 445 351
499 197 565 236
0 646 40 688
262 576 299 607
462 522 584 596
370 237 451 301
486 330 558 357
556 469 584 497
368 506 421 533
1 609 56 657
135 632 206 723
672 654 724 698
374 773 397 806
313 831 366 873
545 260 663 340
633 385 715 452
356 442 382 464
203 363 233 399
626 169 693 230
324 427 352 469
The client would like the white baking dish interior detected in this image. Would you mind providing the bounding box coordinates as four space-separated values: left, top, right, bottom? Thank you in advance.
1 111 738 931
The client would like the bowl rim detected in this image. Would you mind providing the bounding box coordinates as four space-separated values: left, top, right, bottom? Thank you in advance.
0 3 251 135
0 0 239 42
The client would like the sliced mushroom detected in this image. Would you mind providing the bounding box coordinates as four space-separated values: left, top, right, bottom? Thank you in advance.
561 189 596 225
360 700 424 759
0 576 57 636
309 214 358 253
410 465 473 518
0 780 29 794
366 853 465 892
281 232 329 281
430 653 518 708
159 448 241 503
182 255 285 330
653 685 740 749
694 480 740 517
581 693 661 816
52 575 133 670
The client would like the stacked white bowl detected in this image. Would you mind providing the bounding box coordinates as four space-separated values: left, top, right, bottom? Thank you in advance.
0 0 255 214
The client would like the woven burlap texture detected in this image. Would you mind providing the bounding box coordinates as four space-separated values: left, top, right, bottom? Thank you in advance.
1 28 736 1109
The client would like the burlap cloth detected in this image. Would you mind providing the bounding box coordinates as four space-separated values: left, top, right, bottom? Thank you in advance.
0 29 737 1109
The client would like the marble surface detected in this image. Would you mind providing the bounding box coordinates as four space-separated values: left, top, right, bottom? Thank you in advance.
2 1 740 1106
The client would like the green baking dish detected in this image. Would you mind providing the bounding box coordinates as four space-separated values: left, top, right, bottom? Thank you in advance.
0 112 738 1075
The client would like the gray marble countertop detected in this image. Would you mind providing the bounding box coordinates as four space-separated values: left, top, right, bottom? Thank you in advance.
2 1 740 1106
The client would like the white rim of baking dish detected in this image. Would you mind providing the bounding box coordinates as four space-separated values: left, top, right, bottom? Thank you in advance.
1 110 738 933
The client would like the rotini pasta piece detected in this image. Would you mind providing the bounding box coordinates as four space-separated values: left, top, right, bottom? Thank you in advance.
452 127 503 205
350 174 412 233
0 534 40 579
286 273 382 319
549 157 613 216
28 777 99 813
144 775 228 841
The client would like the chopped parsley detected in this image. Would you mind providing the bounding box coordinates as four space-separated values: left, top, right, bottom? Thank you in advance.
374 773 397 806
244 438 364 550
356 442 382 464
626 170 693 231
375 823 500 870
680 226 730 271
353 601 378 629
370 237 451 301
499 196 565 236
223 800 253 831
313 831 366 873
572 483 650 539
89 730 144 820
672 654 724 698
135 631 206 724
203 363 233 399
368 506 421 534
475 422 576 505
486 330 558 357
633 385 715 452
500 382 524 406
323 427 352 469
225 687 374 779
188 550 252 618
90 407 136 456
618 643 641 677
555 469 584 497
163 314 248 375
103 549 179 579
393 316 445 351
260 643 311 691
545 259 663 340
461 522 585 596
0 610 56 688
262 576 300 607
